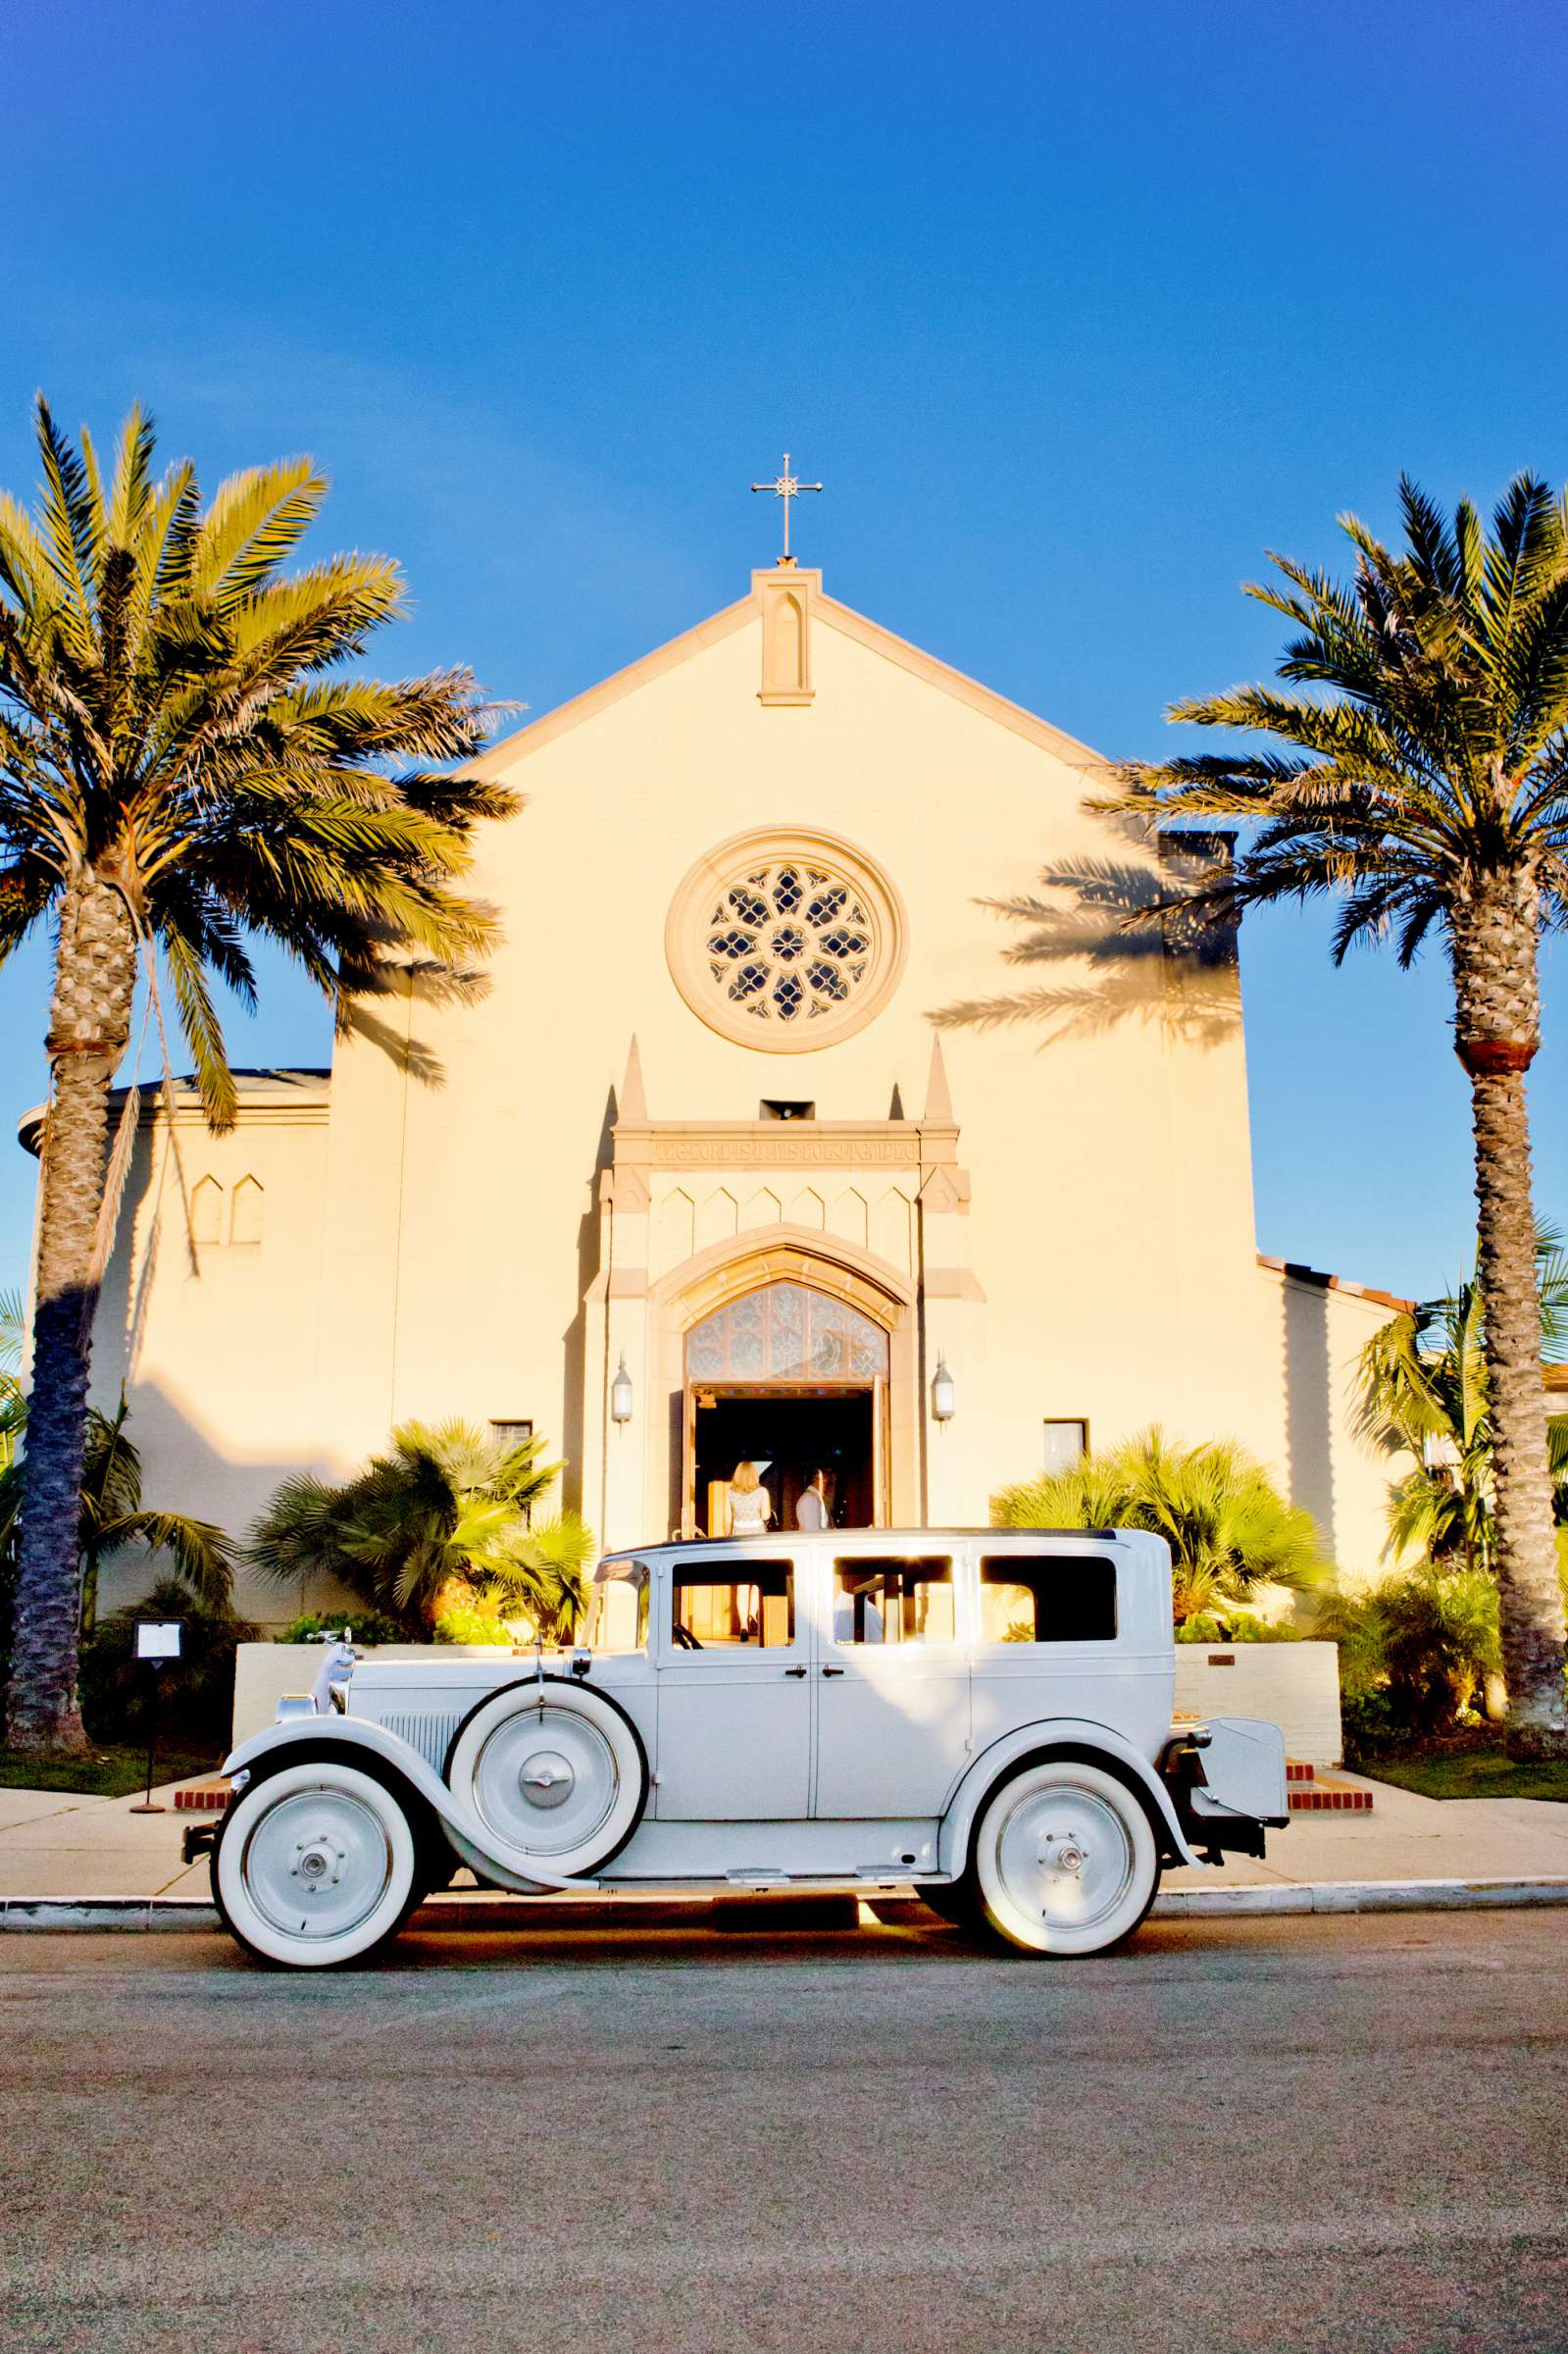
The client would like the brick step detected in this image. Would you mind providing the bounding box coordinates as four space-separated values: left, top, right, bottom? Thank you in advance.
1286 1759 1317 1783
1290 1775 1373 1813
174 1785 231 1814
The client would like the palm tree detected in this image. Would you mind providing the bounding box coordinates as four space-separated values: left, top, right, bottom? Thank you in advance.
0 399 511 1753
0 1391 234 1639
1104 477 1568 1753
993 1425 1327 1632
248 1420 593 1638
1357 1227 1568 1577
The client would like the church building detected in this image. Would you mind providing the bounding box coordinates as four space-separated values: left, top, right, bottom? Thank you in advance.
42 541 1406 1622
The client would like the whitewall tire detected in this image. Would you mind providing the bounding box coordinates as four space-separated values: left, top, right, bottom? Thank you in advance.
214 1761 419 1970
445 1677 648 1881
973 1758 1159 1957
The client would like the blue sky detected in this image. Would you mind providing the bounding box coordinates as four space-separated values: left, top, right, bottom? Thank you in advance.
0 0 1563 1305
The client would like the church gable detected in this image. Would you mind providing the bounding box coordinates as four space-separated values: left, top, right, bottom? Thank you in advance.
472 564 1113 793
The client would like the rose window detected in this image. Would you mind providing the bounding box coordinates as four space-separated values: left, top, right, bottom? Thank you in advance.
667 829 907 1051
704 862 875 1028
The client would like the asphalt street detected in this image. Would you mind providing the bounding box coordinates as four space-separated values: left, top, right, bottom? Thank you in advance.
1 1906 1564 2354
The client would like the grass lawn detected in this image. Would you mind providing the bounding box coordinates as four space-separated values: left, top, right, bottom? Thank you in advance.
0 1746 222 1798
1365 1746 1568 1803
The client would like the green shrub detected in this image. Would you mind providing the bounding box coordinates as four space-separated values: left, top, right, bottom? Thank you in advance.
432 1596 514 1646
1175 1613 1301 1644
275 1607 408 1648
78 1580 256 1752
1315 1564 1505 1757
1378 1566 1501 1730
1339 1685 1402 1760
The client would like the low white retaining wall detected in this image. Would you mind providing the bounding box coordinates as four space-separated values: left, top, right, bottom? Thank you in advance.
1175 1640 1342 1766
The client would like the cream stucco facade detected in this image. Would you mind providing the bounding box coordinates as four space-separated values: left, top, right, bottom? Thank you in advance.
43 564 1411 1622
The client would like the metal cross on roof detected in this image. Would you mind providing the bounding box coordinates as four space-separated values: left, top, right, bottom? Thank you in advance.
750 452 822 564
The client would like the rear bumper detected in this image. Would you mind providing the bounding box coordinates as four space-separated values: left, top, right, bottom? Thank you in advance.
1161 1724 1290 1865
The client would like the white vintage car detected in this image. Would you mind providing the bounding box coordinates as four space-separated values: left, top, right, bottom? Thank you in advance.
209 1528 1289 1969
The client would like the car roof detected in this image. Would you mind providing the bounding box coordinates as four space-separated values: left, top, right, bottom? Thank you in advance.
600 1527 1126 1565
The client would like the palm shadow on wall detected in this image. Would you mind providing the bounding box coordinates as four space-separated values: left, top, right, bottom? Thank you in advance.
929 826 1239 1052
930 822 1340 1548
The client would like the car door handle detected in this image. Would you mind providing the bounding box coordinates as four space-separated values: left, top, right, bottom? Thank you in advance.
821 1665 845 1677
783 1665 808 1679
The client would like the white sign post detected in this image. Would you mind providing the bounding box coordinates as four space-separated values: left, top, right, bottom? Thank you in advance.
129 1620 183 1813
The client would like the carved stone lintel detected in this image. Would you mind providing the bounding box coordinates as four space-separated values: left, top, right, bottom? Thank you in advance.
612 1122 945 1171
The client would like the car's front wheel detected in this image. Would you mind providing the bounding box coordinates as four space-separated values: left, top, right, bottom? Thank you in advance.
213 1761 421 1969
972 1758 1159 1956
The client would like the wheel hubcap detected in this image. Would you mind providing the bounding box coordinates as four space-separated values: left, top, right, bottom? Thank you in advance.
518 1749 576 1810
471 1709 619 1856
994 1786 1135 1931
240 1789 394 1940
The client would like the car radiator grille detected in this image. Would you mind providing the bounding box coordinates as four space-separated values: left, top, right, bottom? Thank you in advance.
368 1710 463 1774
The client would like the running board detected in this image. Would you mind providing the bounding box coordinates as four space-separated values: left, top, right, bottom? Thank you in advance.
601 1870 957 1898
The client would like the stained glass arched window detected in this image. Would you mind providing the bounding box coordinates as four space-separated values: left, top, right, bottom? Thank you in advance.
684 1282 889 1383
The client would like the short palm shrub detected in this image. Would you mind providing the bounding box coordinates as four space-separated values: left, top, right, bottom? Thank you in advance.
993 1426 1329 1634
249 1421 594 1638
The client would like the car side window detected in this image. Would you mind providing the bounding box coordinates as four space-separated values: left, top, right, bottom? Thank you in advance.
671 1557 795 1648
979 1554 1117 1645
586 1560 650 1652
832 1556 954 1646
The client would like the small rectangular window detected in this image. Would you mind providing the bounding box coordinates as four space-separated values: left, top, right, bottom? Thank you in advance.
1042 1418 1088 1474
672 1557 795 1648
489 1422 535 1522
979 1554 1117 1645
587 1560 650 1653
833 1556 954 1646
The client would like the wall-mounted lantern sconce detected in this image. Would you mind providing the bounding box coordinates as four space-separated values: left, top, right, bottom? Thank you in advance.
610 1354 634 1424
932 1355 956 1421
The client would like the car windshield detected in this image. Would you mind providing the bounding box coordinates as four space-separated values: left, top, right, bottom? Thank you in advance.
586 1560 650 1652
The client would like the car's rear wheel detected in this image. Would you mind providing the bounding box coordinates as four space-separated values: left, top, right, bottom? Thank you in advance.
445 1677 648 1880
972 1758 1159 1956
213 1761 420 1969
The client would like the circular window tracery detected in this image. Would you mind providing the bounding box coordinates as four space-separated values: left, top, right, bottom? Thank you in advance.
666 828 907 1051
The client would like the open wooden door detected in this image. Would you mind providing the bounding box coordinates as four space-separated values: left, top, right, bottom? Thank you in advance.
872 1376 888 1526
681 1383 698 1538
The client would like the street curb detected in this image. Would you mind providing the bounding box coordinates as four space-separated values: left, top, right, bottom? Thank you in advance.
5 1877 1568 1931
0 1898 223 1931
1152 1877 1568 1917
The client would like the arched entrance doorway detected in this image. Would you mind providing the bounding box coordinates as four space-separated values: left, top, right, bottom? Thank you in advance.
683 1279 891 1537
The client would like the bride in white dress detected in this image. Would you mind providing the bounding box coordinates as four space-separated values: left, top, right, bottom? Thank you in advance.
726 1461 772 1641
727 1459 773 1535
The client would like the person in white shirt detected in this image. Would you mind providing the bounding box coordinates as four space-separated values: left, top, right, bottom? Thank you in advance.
795 1468 833 1530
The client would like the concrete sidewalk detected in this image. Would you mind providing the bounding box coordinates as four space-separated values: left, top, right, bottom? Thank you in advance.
3 1767 1568 1912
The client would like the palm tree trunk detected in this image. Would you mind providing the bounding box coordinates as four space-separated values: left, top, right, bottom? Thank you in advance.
4 878 137 1754
1451 870 1567 1758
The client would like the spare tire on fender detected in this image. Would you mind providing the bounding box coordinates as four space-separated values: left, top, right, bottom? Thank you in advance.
444 1675 648 1880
